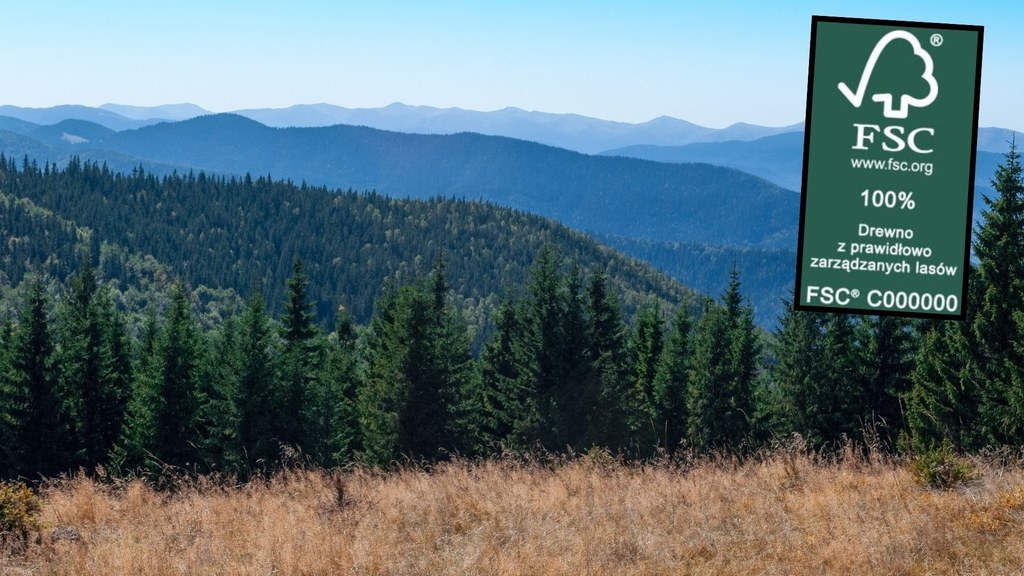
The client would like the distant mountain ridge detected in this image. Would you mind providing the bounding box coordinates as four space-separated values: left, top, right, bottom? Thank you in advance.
603 127 1021 189
231 103 803 153
0 103 801 154
79 113 799 248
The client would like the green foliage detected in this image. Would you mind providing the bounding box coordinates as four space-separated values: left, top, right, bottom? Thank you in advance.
858 315 916 447
687 269 760 452
277 259 322 454
625 301 662 454
909 442 976 490
767 303 827 444
0 154 691 348
478 299 539 452
3 279 76 479
56 259 132 470
234 291 279 471
972 141 1024 444
359 259 478 466
195 315 242 472
600 235 795 327
653 304 694 453
913 315 974 450
582 270 630 451
114 283 206 473
7 147 1024 480
0 481 40 544
309 307 362 466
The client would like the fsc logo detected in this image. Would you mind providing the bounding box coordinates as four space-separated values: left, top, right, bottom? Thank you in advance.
795 16 983 319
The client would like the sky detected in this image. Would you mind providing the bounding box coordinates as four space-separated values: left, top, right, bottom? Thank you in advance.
4 1 1021 129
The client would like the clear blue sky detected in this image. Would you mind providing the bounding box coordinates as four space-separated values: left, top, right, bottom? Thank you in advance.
4 1 1020 129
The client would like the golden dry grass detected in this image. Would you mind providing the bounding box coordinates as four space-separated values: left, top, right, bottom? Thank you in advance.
4 450 1024 575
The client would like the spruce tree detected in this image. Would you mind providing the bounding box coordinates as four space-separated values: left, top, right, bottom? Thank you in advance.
527 245 569 449
0 319 14 475
769 303 826 443
195 315 241 472
858 315 915 446
235 291 279 472
359 259 477 464
149 283 205 469
57 261 132 469
818 313 860 443
308 306 362 467
624 301 662 455
479 299 539 452
94 289 132 467
399 260 477 460
278 259 321 455
359 284 406 466
907 316 980 450
653 304 693 452
56 259 103 467
558 265 595 448
687 269 760 452
973 141 1024 443
110 312 161 473
5 280 74 478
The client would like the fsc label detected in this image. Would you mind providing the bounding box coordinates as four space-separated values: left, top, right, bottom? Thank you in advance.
795 16 983 319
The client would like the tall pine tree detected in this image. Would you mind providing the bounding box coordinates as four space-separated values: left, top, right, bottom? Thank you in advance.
478 299 539 452
150 283 205 469
307 306 362 467
973 141 1024 443
653 304 694 452
235 290 279 472
858 315 915 446
4 279 75 478
359 259 477 465
278 259 322 456
687 269 760 452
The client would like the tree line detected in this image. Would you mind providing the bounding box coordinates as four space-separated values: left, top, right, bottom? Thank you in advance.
1 144 1022 481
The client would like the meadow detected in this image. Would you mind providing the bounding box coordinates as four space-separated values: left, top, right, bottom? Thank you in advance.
3 446 1024 575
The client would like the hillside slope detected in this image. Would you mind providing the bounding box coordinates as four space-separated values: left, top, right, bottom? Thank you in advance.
0 155 695 333
90 114 799 249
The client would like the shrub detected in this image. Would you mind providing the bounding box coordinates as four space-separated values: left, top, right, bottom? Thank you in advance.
0 481 41 546
910 443 976 490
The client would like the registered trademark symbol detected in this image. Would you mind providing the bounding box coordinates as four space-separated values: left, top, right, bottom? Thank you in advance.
851 289 861 299
930 33 943 47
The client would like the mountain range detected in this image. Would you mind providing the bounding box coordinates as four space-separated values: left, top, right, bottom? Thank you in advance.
0 113 798 251
1 103 1017 326
603 128 1019 192
0 103 802 154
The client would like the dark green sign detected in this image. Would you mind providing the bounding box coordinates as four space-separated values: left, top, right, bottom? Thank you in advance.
795 16 983 319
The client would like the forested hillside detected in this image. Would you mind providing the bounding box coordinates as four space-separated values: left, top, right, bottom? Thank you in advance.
599 235 795 327
0 155 692 335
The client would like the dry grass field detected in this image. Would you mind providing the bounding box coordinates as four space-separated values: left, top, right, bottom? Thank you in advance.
3 447 1024 575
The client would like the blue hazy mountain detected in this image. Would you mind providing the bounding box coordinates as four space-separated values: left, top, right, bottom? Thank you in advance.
604 128 1020 191
27 119 117 149
82 114 797 248
0 103 802 154
0 105 155 131
0 121 193 177
232 103 804 154
604 132 807 191
99 103 210 121
604 128 1017 227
